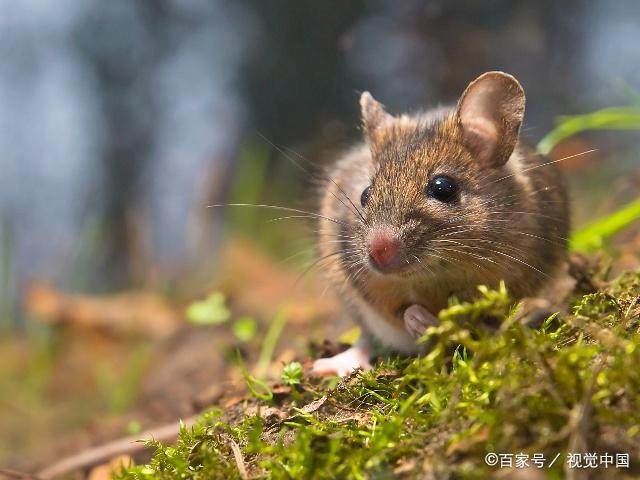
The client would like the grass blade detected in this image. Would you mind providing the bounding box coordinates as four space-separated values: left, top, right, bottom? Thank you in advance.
570 197 640 253
537 105 640 155
255 305 289 378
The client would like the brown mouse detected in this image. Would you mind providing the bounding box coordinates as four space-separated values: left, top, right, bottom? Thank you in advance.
312 71 569 377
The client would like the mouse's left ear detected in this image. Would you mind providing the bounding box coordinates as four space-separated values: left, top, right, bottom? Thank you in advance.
455 71 525 168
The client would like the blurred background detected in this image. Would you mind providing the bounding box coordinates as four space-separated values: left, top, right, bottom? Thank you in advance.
2 0 640 473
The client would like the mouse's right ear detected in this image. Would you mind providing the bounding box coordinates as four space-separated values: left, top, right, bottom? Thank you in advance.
455 72 525 168
360 91 393 140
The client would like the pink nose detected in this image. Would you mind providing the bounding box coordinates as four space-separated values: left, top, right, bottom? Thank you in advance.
367 230 400 268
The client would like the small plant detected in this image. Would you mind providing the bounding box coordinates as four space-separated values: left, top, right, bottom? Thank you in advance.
236 351 273 402
280 361 303 386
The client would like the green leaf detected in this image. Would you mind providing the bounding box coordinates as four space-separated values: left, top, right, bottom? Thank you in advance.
281 361 303 386
185 292 231 326
233 316 257 342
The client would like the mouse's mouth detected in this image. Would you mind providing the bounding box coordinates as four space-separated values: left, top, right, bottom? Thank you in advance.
365 245 414 276
366 253 411 275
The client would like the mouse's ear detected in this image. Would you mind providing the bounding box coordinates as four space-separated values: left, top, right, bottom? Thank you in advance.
360 91 393 138
455 72 525 168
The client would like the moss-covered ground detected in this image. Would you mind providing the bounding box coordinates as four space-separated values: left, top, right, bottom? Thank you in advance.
117 257 640 479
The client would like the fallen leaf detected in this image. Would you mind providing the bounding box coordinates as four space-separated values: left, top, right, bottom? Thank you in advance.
299 395 327 414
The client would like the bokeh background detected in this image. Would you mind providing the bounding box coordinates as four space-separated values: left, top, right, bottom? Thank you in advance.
2 0 640 472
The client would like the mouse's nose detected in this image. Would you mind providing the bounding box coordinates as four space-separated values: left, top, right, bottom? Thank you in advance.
367 229 401 270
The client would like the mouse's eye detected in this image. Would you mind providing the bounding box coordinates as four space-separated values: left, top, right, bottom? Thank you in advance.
425 175 458 203
360 185 372 207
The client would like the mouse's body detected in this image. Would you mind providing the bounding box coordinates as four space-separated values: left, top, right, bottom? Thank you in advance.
312 72 568 376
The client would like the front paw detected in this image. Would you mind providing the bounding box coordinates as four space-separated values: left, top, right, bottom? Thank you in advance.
403 304 438 340
311 345 372 377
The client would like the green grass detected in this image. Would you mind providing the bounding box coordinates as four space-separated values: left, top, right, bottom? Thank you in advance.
118 267 640 479
540 103 640 252
537 104 640 155
254 306 289 379
570 197 640 253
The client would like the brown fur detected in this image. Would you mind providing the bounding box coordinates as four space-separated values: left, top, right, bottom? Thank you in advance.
317 72 568 348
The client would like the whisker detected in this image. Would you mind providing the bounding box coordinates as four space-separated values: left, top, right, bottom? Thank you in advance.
258 132 368 225
209 203 351 229
268 215 325 223
487 149 597 185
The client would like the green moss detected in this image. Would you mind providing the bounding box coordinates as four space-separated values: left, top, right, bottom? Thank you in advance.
118 268 640 479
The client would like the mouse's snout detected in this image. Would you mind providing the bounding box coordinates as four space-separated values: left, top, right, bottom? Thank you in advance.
366 228 405 273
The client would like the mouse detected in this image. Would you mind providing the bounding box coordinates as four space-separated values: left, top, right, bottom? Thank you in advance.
311 71 569 377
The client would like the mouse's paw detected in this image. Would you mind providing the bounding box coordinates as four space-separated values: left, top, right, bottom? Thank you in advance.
404 304 438 340
311 345 372 377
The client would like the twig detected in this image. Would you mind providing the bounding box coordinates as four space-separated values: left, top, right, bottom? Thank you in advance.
0 469 43 480
38 416 198 479
228 438 248 480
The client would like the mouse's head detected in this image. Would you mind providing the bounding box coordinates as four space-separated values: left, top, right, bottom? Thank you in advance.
353 71 527 277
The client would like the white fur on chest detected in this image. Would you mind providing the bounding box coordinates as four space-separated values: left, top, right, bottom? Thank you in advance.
356 298 421 354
